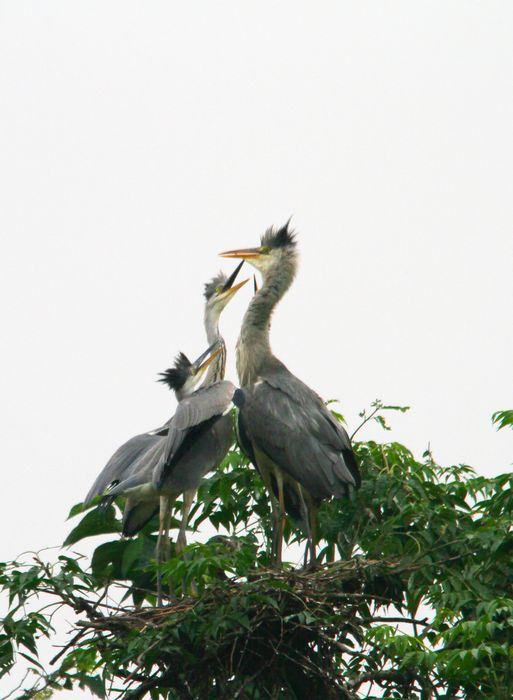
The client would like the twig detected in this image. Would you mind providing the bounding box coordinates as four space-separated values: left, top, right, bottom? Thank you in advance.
351 405 382 440
3 670 32 700
50 626 88 665
348 668 417 690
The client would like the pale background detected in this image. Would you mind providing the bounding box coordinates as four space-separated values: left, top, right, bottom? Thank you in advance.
1 2 512 697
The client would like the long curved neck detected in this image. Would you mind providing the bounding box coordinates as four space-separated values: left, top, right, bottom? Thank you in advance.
203 307 226 386
236 254 296 387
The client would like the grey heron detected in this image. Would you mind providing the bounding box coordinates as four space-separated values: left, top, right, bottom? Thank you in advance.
221 222 360 566
84 263 247 544
106 342 240 602
105 341 236 528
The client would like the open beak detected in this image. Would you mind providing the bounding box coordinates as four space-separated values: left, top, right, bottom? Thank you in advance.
192 342 222 376
220 277 249 300
222 260 245 291
218 260 249 300
220 247 261 260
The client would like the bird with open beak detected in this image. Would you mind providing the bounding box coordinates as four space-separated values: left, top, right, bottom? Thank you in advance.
220 221 360 567
84 262 248 603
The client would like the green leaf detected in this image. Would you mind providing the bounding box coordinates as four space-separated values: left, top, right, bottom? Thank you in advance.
79 674 106 698
91 540 126 580
67 501 87 519
492 410 513 431
63 505 120 546
382 404 410 413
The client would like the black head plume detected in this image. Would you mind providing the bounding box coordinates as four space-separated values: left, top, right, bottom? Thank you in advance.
260 218 296 249
158 352 192 391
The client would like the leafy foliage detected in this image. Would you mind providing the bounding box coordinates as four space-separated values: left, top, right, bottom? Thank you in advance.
1 403 513 699
492 409 513 432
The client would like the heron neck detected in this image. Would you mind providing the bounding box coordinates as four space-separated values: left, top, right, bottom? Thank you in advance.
203 307 226 386
175 385 190 401
236 254 296 387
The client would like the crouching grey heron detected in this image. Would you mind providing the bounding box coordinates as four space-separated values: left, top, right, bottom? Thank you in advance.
221 222 360 567
108 342 241 603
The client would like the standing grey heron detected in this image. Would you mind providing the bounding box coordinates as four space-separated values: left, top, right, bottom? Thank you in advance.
221 222 360 566
106 341 240 603
84 262 248 544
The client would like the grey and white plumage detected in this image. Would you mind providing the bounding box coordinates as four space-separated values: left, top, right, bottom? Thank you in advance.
84 263 247 539
107 376 237 513
84 350 212 535
103 345 235 607
239 359 358 499
221 222 360 565
111 380 237 498
84 428 166 511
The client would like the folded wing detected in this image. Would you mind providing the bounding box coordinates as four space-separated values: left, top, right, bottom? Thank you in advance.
153 380 237 489
240 365 360 500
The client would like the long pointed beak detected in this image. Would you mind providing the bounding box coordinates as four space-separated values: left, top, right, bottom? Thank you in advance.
222 260 245 291
192 342 222 375
220 277 249 300
220 247 261 259
196 347 222 375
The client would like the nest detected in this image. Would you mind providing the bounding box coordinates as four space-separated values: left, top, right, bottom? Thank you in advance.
74 558 421 699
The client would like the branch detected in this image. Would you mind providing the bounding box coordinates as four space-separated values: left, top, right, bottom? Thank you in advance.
350 405 382 440
348 668 417 690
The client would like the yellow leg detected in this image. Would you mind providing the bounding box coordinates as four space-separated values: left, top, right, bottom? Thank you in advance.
176 489 195 556
274 469 286 567
163 496 173 560
308 497 318 567
296 485 317 568
156 496 173 605
259 465 281 566
254 448 286 568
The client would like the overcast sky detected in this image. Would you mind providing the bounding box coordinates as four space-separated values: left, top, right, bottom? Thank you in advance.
1 2 513 697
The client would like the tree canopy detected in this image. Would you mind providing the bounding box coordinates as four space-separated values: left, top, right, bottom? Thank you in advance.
1 402 512 699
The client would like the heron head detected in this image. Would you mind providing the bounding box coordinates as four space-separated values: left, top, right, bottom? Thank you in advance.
204 260 249 314
219 219 297 276
158 342 222 396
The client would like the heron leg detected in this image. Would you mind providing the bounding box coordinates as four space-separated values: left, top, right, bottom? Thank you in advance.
163 497 173 561
176 489 195 557
163 496 179 600
307 495 318 568
296 485 317 568
156 496 171 606
177 489 197 596
259 465 281 567
274 469 286 567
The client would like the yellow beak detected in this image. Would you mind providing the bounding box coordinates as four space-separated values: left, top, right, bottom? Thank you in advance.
219 247 261 260
220 278 249 299
196 346 222 375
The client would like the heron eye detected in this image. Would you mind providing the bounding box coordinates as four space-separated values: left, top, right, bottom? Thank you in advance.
260 246 270 254
215 286 222 294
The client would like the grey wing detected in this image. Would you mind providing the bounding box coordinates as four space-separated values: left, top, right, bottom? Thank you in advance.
157 413 234 494
108 438 165 496
242 370 360 500
153 381 236 488
237 409 303 520
84 431 163 504
173 381 236 430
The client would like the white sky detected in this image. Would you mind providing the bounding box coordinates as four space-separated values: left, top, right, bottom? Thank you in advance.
1 2 512 697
